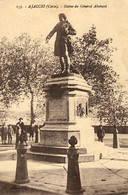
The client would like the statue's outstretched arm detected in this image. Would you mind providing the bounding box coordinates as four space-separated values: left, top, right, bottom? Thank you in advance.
46 24 58 42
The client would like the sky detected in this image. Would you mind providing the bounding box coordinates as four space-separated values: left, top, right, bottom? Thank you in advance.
0 0 128 112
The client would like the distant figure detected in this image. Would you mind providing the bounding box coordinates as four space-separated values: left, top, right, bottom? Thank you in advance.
8 124 13 144
46 13 76 74
35 125 39 143
15 118 27 148
113 125 119 148
97 125 105 142
29 123 34 141
1 123 4 144
1 123 8 144
1 122 7 144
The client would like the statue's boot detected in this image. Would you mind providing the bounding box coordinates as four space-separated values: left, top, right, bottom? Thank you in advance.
65 64 70 74
61 63 65 74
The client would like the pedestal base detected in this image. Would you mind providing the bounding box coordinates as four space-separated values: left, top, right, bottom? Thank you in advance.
29 141 108 163
30 74 106 163
40 130 80 147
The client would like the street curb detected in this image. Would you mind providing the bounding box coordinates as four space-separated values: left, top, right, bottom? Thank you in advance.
0 180 67 195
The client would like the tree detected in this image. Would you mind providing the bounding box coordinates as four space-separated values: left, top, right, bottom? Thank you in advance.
0 33 57 126
95 83 128 126
71 26 127 125
105 85 128 126
13 33 56 126
0 37 22 106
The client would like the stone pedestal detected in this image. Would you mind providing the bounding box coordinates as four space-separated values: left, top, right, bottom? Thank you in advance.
40 73 94 150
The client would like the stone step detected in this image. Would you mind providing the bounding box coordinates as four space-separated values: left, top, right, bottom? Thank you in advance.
28 143 115 163
30 144 87 155
29 143 111 163
27 151 66 163
27 150 95 163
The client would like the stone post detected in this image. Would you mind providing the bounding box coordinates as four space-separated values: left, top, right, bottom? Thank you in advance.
113 125 119 148
66 136 85 194
15 142 30 184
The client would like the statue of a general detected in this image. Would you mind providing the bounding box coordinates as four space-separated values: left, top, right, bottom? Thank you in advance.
46 13 76 74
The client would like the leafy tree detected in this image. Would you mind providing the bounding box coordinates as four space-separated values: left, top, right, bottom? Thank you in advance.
0 37 21 106
95 83 128 126
107 86 128 126
71 26 127 125
0 34 57 126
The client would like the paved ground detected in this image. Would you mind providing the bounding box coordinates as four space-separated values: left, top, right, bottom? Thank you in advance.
0 134 128 194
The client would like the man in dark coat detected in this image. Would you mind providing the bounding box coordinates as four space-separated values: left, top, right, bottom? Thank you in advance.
15 118 27 148
97 125 105 142
46 13 76 74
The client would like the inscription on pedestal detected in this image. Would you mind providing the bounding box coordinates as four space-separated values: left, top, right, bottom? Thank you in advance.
48 98 68 121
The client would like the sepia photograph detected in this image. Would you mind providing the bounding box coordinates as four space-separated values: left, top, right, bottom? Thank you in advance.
0 0 128 194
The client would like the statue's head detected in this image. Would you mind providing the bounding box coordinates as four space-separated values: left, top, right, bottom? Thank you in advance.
59 13 67 22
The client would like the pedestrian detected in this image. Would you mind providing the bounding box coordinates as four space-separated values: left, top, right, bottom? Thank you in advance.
29 123 34 141
1 123 5 144
15 118 27 149
1 122 8 144
35 125 39 143
46 13 76 74
7 124 13 144
97 125 105 142
113 125 119 148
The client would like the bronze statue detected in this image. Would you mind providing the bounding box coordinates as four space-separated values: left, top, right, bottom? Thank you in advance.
46 13 76 74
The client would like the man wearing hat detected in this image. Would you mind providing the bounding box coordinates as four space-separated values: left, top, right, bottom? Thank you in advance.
15 118 27 148
97 125 105 142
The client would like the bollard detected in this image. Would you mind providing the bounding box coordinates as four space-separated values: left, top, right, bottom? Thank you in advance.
66 136 85 194
113 125 119 148
15 142 30 184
